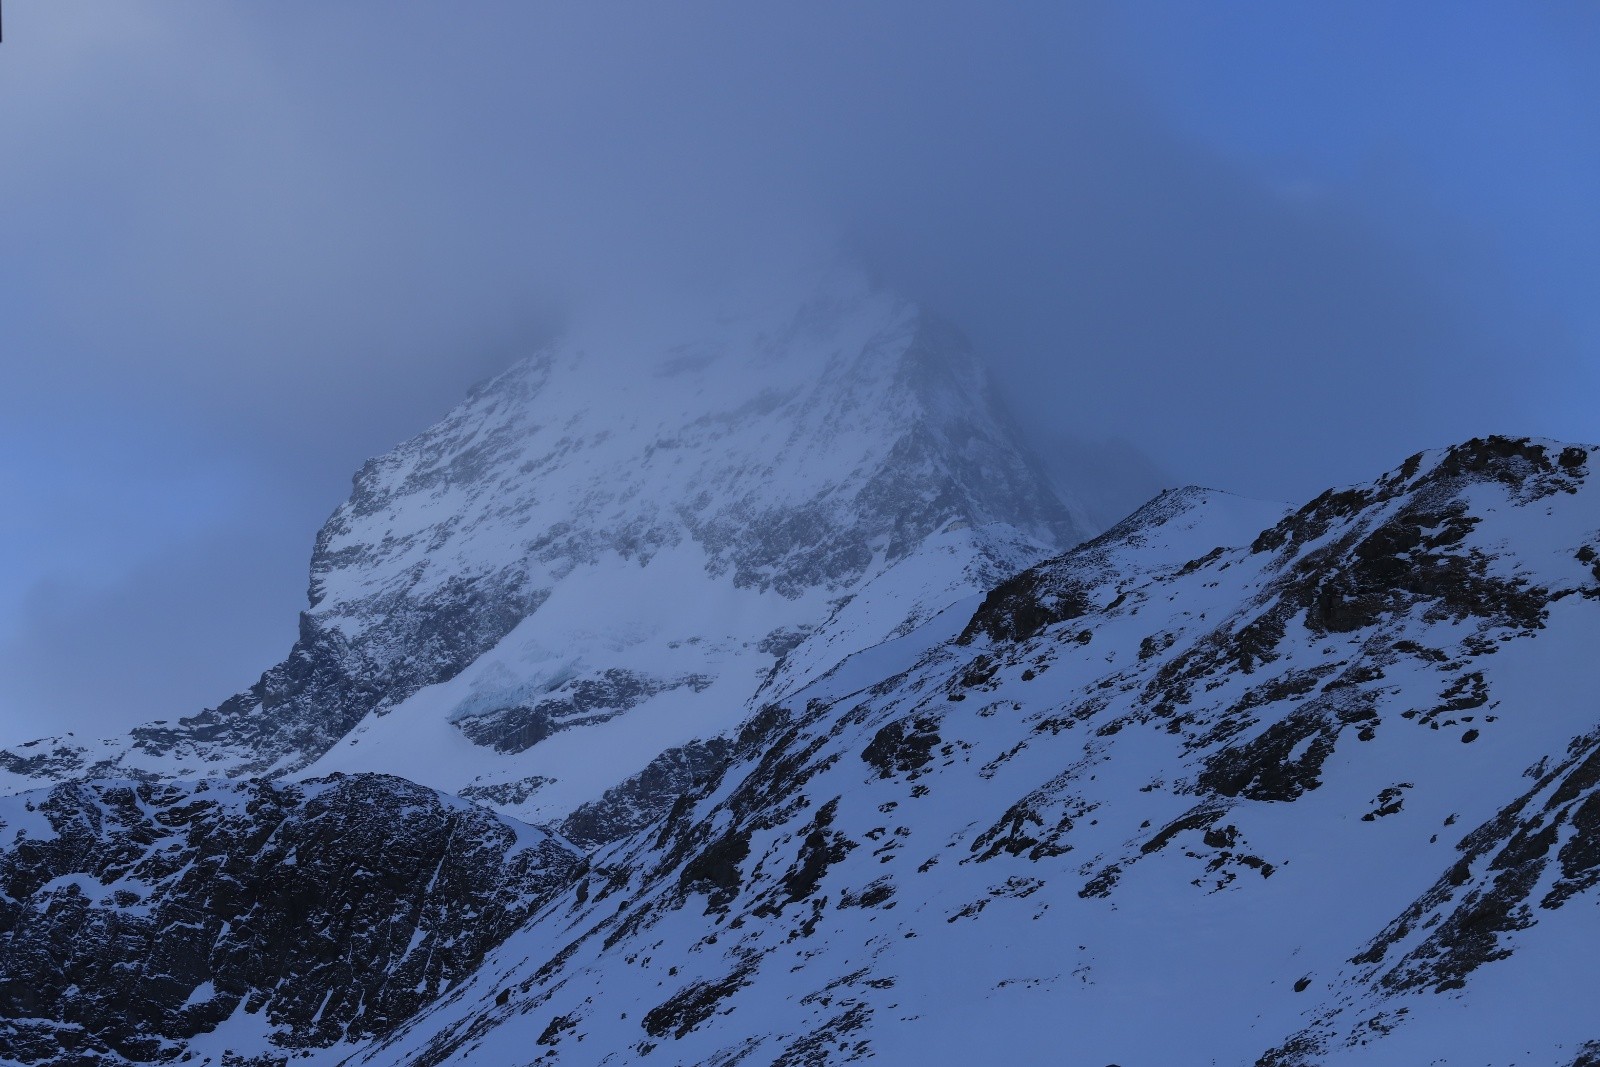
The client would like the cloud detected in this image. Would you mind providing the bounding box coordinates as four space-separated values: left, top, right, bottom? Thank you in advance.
11 3 1569 488
0 515 309 747
0 1 1589 739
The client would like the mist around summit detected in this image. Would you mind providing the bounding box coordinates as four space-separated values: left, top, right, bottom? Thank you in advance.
3 3 1594 743
2 6 1599 1066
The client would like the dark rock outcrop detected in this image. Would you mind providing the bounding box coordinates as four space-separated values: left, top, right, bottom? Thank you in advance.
0 774 577 1065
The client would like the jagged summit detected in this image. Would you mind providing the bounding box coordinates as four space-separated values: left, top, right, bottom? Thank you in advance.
0 275 1092 825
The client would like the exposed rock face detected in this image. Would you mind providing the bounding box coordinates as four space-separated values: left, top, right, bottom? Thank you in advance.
327 438 1600 1067
557 737 734 851
123 588 540 780
0 774 577 1066
452 670 717 756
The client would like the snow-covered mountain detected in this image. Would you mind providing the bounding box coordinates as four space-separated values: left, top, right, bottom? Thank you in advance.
3 270 1597 1066
319 436 1598 1067
0 276 1089 831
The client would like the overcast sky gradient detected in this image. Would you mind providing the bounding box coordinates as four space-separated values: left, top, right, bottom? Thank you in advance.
2 1 1596 743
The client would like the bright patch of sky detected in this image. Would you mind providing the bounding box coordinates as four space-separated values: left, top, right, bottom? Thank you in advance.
0 418 246 624
1105 2 1600 438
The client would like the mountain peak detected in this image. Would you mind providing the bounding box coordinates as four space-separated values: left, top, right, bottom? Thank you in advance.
1 276 1091 829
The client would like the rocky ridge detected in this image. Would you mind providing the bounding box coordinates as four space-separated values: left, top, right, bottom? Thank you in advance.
330 436 1600 1067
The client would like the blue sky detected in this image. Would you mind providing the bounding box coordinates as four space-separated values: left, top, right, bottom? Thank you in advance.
1112 2 1599 408
1 1 1595 742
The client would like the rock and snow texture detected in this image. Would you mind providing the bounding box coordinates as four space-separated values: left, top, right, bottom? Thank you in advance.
0 277 1088 827
322 437 1600 1067
0 773 577 1067
3 269 1598 1065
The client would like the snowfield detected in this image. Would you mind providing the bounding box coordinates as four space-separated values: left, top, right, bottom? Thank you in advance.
337 438 1600 1067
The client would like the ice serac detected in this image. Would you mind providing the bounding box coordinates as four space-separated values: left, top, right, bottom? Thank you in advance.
0 276 1089 822
334 437 1600 1067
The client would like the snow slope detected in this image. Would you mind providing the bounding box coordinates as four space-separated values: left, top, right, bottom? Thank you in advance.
333 437 1600 1067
